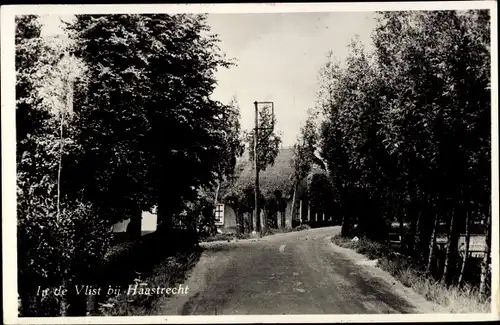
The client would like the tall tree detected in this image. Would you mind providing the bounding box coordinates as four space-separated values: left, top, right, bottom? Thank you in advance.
16 15 110 316
68 14 235 234
317 10 490 286
246 104 282 172
291 109 321 223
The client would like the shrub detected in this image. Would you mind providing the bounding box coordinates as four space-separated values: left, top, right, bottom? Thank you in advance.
331 235 490 313
294 224 312 231
98 249 201 316
17 193 112 316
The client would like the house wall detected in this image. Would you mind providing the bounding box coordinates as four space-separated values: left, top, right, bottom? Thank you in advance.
284 198 293 228
224 205 238 229
111 211 157 234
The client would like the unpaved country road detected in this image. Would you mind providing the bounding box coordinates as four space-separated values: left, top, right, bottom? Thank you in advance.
157 227 442 315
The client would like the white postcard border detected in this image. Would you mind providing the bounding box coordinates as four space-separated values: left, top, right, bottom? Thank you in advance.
2 1 498 324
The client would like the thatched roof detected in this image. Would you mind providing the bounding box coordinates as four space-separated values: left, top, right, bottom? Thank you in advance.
221 147 326 200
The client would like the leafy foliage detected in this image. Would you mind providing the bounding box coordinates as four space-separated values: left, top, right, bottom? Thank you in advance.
317 10 491 288
292 109 320 184
16 13 241 316
246 103 282 172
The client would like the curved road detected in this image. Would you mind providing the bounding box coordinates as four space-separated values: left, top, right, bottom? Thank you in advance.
157 227 441 315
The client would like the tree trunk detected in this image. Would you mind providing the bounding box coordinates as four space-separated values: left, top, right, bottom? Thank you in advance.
59 281 69 316
412 211 421 260
261 209 266 233
67 283 87 316
419 202 435 265
243 212 250 233
341 214 352 237
479 205 491 296
213 180 221 231
248 209 253 232
156 193 173 234
441 208 459 286
426 214 439 274
18 292 33 316
252 209 257 232
290 183 298 224
299 200 303 224
127 207 142 240
239 212 244 234
458 211 471 286
57 106 64 222
397 206 404 253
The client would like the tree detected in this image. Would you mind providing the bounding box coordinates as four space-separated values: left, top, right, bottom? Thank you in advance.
457 211 471 286
372 10 490 277
18 13 239 316
246 104 282 172
16 15 110 316
68 14 235 234
193 96 244 233
317 10 490 290
213 96 245 206
479 206 491 296
318 39 392 241
15 15 50 152
308 173 335 221
291 109 321 223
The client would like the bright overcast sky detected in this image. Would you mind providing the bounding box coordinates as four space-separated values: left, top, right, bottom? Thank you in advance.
40 12 377 147
207 13 377 147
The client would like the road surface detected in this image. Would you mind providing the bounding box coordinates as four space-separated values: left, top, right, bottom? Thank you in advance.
157 226 441 315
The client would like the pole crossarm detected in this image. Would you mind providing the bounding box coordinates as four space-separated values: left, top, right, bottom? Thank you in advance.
253 101 275 140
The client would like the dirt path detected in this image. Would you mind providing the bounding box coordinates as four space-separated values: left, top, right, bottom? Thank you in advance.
155 227 442 315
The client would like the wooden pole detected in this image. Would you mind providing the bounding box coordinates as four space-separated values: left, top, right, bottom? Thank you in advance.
299 200 303 224
254 101 260 233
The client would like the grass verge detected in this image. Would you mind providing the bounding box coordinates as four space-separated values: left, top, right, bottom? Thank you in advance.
202 224 312 243
98 248 201 316
331 235 490 313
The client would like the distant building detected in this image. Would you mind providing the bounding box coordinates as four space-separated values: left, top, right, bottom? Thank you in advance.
111 210 157 241
214 147 328 233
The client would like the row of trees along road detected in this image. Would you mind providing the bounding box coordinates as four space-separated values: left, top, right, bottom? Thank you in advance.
302 10 491 295
16 14 243 316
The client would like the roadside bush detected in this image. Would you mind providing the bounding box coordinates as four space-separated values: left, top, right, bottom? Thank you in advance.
262 227 294 237
331 235 490 313
202 233 235 243
17 184 112 317
88 229 200 314
294 224 312 232
98 248 201 316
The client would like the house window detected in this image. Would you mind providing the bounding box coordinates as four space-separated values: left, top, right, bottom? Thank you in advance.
214 204 224 225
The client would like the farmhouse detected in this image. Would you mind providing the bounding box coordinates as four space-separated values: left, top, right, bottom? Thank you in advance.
111 148 331 237
214 147 328 233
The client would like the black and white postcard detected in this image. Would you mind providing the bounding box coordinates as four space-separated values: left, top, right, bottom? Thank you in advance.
2 2 498 324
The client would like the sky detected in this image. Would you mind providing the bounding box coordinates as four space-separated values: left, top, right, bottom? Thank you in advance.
206 13 377 147
40 12 378 147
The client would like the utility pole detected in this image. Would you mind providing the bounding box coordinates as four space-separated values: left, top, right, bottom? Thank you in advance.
253 101 275 234
254 101 260 233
